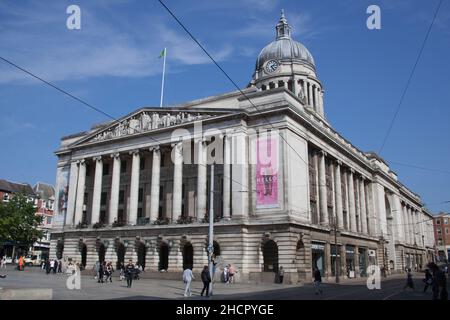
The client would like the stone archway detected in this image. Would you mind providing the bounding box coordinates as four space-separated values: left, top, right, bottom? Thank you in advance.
136 242 147 270
182 242 194 270
159 242 169 271
262 240 279 273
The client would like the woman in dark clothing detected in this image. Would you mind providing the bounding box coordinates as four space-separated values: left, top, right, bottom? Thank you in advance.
423 269 433 293
314 268 322 295
201 265 211 297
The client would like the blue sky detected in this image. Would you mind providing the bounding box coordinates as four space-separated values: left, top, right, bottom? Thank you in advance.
0 0 449 213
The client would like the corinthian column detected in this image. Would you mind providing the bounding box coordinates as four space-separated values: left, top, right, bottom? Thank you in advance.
334 160 344 229
196 139 207 221
318 150 328 225
149 146 161 222
109 153 121 224
347 169 357 232
172 141 183 222
223 135 231 220
74 159 86 225
66 161 79 227
128 150 140 225
307 81 312 107
359 177 368 235
91 156 103 224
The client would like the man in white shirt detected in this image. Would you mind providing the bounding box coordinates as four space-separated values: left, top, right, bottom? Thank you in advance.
183 267 195 297
50 259 55 273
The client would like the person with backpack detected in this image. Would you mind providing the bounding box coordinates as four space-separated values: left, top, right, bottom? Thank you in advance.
200 265 211 297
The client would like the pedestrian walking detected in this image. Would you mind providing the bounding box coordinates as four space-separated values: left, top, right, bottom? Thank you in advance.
200 265 211 297
228 264 236 284
183 267 195 297
105 262 113 283
0 256 6 270
18 256 24 271
403 268 415 291
423 269 433 293
119 262 125 281
313 268 323 295
49 259 55 273
57 260 62 273
53 260 58 274
45 259 51 274
125 260 135 288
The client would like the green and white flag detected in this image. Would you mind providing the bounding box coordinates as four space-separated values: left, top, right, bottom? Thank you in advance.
159 48 166 58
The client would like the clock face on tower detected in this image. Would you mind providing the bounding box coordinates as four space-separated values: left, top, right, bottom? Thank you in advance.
265 60 279 73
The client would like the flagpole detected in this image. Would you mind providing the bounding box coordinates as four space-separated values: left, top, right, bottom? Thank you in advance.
160 48 166 108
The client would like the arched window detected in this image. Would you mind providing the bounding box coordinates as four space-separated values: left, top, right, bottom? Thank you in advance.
98 243 105 263
263 240 278 272
183 243 194 270
116 243 125 270
80 244 87 269
159 243 169 271
137 242 146 270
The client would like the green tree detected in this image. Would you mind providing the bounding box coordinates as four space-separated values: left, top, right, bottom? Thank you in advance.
0 193 43 248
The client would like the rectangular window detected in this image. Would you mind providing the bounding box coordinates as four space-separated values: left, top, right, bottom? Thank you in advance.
100 192 107 206
445 219 448 225
140 159 145 171
103 163 110 176
446 228 449 234
119 190 124 204
83 193 88 206
100 210 106 223
159 186 164 201
437 228 442 234
137 208 143 219
118 209 124 223
85 164 91 176
120 161 127 174
138 188 143 203
160 154 165 167
46 217 52 225
437 220 441 225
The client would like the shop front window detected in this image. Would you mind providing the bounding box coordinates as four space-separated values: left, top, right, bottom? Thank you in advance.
311 242 325 277
346 245 355 278
331 245 341 277
358 248 367 277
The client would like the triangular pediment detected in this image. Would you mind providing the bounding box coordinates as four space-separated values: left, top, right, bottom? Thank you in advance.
73 108 236 146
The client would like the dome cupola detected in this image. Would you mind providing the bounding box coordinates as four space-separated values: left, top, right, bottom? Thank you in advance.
250 10 325 118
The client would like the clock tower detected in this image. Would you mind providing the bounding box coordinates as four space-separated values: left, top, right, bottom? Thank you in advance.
249 10 325 118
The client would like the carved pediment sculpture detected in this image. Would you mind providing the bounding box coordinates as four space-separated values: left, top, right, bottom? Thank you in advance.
91 110 212 142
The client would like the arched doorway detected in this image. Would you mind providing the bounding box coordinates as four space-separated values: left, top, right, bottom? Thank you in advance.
213 241 221 256
263 240 278 272
116 242 125 270
56 240 64 260
159 243 169 271
183 243 194 270
81 244 87 269
137 242 146 270
98 243 105 263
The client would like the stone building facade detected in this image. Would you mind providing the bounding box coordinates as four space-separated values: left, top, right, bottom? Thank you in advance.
50 12 435 283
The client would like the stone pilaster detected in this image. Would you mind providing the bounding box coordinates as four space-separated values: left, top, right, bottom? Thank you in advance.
91 156 103 224
109 153 121 224
128 150 141 225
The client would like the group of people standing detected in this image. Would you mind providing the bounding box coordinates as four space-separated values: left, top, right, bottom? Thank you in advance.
93 261 115 283
42 258 62 274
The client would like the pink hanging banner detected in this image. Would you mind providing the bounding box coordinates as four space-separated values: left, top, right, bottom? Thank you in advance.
256 136 279 207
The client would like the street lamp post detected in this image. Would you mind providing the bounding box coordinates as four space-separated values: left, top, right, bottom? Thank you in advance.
333 216 339 284
208 163 215 296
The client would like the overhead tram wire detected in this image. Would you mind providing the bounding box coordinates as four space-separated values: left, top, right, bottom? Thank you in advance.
0 56 116 121
378 0 443 154
0 54 254 192
158 0 310 168
389 161 450 175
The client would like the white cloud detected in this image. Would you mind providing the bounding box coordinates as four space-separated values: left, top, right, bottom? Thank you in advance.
0 1 233 84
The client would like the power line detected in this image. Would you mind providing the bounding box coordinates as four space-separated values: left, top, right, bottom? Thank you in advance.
390 161 450 175
378 0 443 154
0 56 116 121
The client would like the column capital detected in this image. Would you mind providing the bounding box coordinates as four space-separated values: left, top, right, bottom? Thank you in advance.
149 145 160 152
319 150 327 157
76 159 86 165
129 149 140 156
93 156 103 162
335 159 342 166
171 140 183 148
110 153 120 159
349 168 355 174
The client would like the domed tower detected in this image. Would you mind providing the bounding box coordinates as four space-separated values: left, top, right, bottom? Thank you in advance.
249 10 324 117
